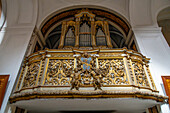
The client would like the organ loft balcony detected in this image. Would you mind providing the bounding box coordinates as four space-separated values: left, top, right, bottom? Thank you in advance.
9 9 167 113
9 48 167 112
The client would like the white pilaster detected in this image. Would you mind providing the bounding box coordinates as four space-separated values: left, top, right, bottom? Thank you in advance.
133 27 170 113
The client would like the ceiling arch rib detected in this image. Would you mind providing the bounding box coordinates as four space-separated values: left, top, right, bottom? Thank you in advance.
34 8 136 51
157 6 170 46
40 8 130 37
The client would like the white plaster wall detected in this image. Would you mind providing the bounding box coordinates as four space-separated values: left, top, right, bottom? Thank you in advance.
129 0 153 26
133 27 170 113
0 28 33 113
151 0 170 27
130 1 170 111
129 0 170 27
37 0 130 28
0 0 170 113
6 0 38 27
0 0 38 113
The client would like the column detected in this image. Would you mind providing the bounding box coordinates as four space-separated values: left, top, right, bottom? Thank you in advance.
75 18 80 47
123 54 132 85
91 18 96 47
58 21 67 48
133 27 170 112
104 21 113 48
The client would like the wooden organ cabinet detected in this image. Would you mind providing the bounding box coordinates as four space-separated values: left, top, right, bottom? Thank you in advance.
58 10 113 48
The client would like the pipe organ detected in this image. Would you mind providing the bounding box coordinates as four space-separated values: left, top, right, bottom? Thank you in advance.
58 10 113 48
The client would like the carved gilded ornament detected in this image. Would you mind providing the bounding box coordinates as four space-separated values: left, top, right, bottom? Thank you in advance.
44 59 74 86
13 49 161 103
70 52 102 90
133 62 149 87
56 9 113 48
22 62 40 88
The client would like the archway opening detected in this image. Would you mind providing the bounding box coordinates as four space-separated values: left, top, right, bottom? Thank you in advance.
31 8 137 54
157 7 170 46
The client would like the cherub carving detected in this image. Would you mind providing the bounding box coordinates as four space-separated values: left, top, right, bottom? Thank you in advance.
91 68 103 90
70 68 81 90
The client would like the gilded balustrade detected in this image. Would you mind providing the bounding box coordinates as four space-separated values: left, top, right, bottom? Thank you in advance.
10 48 166 103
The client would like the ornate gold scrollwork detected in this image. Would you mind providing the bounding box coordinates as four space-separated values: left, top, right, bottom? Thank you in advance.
15 49 158 94
44 59 74 85
145 64 156 90
99 59 128 85
22 62 40 88
16 66 26 90
133 62 149 87
38 60 45 85
70 68 81 90
11 49 166 104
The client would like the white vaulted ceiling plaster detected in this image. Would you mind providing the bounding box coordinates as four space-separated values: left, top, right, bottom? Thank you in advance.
157 7 170 46
18 0 33 24
130 0 153 27
6 0 19 27
151 0 170 26
157 7 170 21
13 98 159 113
37 0 130 28
6 0 38 28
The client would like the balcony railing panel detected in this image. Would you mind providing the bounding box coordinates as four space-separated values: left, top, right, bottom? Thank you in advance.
10 48 167 104
15 48 157 91
44 59 74 86
98 58 128 85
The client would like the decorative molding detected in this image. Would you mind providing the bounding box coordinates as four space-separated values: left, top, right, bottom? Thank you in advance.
41 8 130 37
162 76 170 106
9 48 167 104
10 89 167 104
0 75 9 109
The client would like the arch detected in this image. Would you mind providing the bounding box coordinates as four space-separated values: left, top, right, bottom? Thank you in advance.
157 6 170 46
157 6 170 21
0 0 6 27
34 6 137 51
0 0 7 44
39 5 130 29
153 4 170 27
39 6 131 38
155 5 170 22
